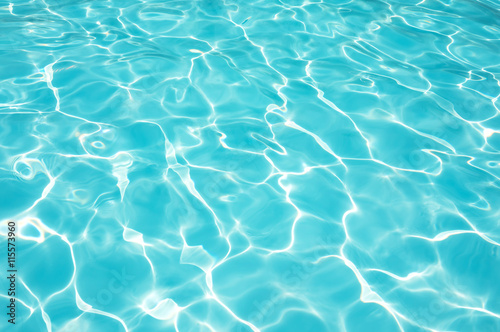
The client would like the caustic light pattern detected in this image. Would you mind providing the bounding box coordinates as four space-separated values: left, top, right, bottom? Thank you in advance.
1 0 500 331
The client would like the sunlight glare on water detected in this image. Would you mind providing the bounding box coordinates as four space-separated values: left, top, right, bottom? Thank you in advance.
1 0 500 331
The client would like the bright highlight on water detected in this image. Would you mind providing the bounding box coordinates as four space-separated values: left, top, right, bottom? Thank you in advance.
1 0 500 331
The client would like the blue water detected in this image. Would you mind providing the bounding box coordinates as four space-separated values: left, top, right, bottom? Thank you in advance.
1 0 500 331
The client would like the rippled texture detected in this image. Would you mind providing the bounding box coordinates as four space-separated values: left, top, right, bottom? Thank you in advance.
1 0 500 331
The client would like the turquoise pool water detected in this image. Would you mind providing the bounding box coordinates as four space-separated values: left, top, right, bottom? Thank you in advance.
1 0 500 331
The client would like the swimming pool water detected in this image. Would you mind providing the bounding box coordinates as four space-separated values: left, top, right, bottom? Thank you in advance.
1 0 500 331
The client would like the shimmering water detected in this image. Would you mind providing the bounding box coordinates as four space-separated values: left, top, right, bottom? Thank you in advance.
1 0 500 331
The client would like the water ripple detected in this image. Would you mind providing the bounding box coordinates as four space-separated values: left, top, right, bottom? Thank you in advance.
1 0 499 331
